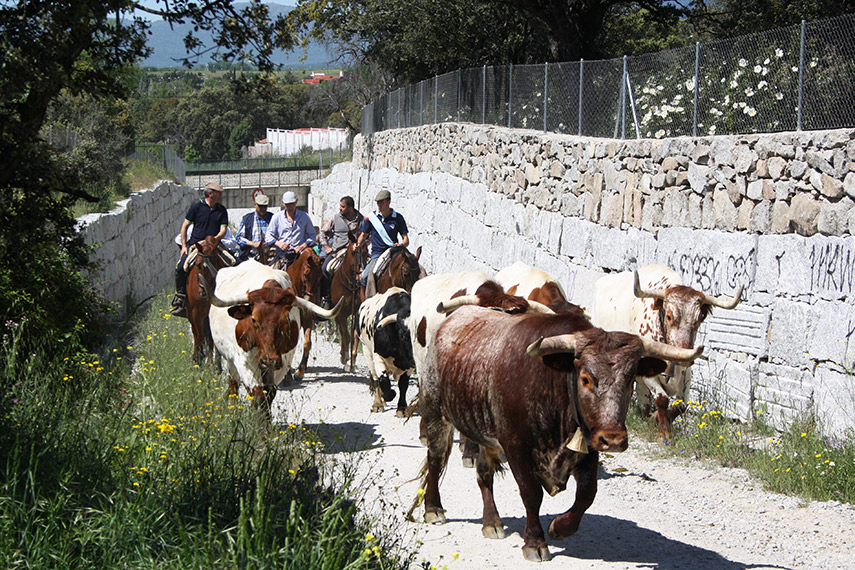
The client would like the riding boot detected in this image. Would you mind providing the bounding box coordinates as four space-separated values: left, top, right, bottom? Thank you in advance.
171 263 188 317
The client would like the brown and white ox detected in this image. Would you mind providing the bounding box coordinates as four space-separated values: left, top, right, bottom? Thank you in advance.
495 261 585 316
203 260 339 416
419 305 702 562
591 264 742 439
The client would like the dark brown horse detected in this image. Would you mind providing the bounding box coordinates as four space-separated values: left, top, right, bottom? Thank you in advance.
286 248 323 381
186 235 227 364
330 234 368 372
373 245 424 295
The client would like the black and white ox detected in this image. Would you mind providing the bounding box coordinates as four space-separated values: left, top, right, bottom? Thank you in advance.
204 260 339 415
419 305 702 562
591 264 742 439
357 287 416 416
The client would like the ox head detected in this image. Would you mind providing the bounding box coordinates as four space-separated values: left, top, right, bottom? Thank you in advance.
435 281 554 315
527 331 702 452
633 271 743 349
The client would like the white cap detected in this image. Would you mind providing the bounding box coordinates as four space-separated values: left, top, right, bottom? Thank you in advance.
281 191 298 204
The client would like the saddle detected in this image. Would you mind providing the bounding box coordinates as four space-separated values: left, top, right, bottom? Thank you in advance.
371 248 395 278
270 249 300 271
183 243 237 272
326 248 348 276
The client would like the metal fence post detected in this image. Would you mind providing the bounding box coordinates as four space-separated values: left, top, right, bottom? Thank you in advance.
543 62 549 132
578 59 584 136
693 42 700 137
420 81 424 126
434 76 438 124
457 68 461 122
508 63 513 128
482 65 487 124
798 19 806 131
620 55 627 139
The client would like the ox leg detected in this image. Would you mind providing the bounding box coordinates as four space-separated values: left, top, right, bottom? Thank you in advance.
505 454 551 562
548 449 599 542
460 436 479 468
423 416 454 525
476 446 505 539
654 394 674 441
395 373 410 417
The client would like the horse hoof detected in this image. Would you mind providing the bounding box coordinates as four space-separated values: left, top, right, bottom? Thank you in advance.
481 525 505 539
461 456 476 468
424 510 446 525
419 436 428 447
522 545 551 562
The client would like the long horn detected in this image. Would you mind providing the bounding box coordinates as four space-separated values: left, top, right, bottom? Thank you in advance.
198 273 249 307
526 334 578 358
703 284 743 309
640 337 704 364
377 314 398 328
295 296 343 319
526 300 555 314
633 270 667 300
436 295 480 313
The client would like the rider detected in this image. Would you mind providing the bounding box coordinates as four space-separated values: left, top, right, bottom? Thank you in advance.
319 196 364 304
171 181 228 317
357 189 409 286
265 190 317 267
235 192 273 262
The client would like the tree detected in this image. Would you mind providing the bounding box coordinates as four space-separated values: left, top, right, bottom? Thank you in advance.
0 1 297 349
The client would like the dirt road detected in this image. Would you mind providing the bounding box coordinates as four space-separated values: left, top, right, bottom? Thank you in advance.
273 333 855 569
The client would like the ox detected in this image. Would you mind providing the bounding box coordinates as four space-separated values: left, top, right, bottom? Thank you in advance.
419 305 702 561
357 287 416 415
495 261 582 315
591 264 742 439
203 260 339 415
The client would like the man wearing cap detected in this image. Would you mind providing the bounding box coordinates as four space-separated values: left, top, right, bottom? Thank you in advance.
265 190 317 266
171 181 229 316
235 192 273 262
357 189 409 286
318 195 364 304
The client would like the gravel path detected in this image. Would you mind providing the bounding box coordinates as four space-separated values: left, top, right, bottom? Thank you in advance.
272 331 855 570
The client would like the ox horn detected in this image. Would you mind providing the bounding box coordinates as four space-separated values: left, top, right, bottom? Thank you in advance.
640 337 704 364
377 314 398 328
702 284 744 310
526 334 578 358
526 300 555 314
295 296 343 319
198 273 250 307
633 270 668 300
436 295 480 314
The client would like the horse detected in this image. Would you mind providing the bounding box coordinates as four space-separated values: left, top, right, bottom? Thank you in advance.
286 248 323 381
186 235 228 364
373 245 424 295
329 234 368 372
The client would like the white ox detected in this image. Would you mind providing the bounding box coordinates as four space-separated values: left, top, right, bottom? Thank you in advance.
590 264 742 439
204 260 338 415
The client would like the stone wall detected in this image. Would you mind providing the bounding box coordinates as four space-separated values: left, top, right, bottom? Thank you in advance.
310 123 855 436
77 180 198 312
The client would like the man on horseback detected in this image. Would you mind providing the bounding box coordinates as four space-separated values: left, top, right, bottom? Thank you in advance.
171 181 228 317
357 189 409 287
235 192 272 263
319 196 364 306
265 190 317 269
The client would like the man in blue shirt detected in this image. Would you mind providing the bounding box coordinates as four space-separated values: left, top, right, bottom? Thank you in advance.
171 181 228 317
265 190 317 267
357 189 409 286
235 192 273 262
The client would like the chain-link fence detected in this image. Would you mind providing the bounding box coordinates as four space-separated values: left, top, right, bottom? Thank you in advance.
362 14 855 138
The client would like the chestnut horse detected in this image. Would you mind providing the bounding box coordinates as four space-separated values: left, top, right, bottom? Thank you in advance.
286 248 323 381
330 234 368 372
186 235 227 364
373 245 424 295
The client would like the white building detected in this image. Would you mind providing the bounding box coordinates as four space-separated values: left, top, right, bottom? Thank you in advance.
265 127 348 157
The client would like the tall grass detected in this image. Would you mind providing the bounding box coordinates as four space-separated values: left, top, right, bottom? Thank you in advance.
0 295 413 569
628 398 855 504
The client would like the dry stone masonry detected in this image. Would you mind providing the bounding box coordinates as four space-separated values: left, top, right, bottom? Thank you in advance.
310 123 855 436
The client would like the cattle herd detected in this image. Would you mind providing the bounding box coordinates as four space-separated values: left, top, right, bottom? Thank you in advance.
193 247 742 562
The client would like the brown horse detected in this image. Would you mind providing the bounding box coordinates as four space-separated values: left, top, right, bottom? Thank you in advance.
186 235 227 364
286 248 323 381
373 245 424 295
330 234 368 372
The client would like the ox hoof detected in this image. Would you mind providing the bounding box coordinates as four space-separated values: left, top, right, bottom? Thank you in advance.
419 436 428 447
481 525 505 539
395 408 406 418
522 545 552 562
424 510 446 525
461 456 476 469
370 405 384 413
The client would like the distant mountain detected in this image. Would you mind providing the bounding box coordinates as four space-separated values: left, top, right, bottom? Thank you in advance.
140 2 336 69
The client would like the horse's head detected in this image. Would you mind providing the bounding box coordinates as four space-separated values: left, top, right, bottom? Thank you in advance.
255 241 272 265
288 248 323 301
389 245 422 292
192 235 224 298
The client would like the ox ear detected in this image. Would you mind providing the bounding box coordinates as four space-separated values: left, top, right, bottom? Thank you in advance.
636 357 667 378
228 305 253 320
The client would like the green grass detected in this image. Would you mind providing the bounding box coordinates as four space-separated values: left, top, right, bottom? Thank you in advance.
0 295 413 569
627 398 855 505
71 159 176 218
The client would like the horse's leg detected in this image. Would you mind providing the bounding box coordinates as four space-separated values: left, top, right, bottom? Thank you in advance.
295 311 313 381
349 311 360 373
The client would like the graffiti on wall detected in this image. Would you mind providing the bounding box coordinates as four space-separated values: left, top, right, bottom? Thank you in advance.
809 242 855 297
667 248 755 297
